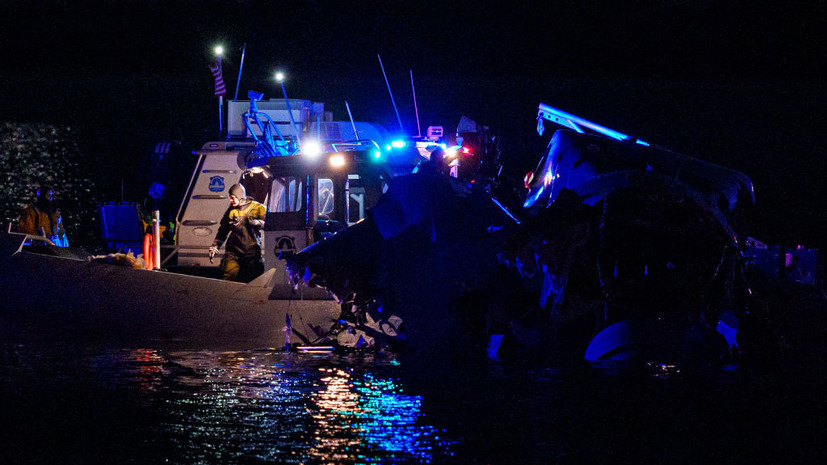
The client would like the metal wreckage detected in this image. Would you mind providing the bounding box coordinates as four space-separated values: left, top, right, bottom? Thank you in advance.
285 103 764 364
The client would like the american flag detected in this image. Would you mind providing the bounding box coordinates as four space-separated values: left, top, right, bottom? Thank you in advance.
209 59 226 97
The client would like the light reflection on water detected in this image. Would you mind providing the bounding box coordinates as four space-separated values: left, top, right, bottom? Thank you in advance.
3 342 825 464
310 368 451 462
144 349 454 464
0 344 458 464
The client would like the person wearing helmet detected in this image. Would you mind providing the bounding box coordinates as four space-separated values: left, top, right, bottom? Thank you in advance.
209 183 267 282
19 184 68 246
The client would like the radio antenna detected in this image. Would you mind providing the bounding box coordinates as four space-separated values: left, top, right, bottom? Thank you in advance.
377 54 404 132
410 70 421 138
345 101 360 140
233 43 247 101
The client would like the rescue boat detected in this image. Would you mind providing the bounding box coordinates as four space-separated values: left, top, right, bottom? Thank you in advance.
1 92 435 350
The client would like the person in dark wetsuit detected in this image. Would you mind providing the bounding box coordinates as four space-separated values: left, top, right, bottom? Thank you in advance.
209 183 267 282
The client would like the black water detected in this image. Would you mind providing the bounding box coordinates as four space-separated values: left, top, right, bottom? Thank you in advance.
1 341 825 465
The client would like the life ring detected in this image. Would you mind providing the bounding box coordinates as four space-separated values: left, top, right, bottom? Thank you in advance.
143 233 155 270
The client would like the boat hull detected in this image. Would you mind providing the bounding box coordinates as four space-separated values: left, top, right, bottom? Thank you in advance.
0 234 340 350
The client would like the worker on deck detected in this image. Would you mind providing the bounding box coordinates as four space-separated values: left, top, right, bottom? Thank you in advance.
19 184 69 246
209 183 267 282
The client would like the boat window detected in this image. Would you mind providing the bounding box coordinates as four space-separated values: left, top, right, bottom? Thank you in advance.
240 169 272 205
346 174 365 225
268 177 303 213
343 172 390 225
318 178 334 220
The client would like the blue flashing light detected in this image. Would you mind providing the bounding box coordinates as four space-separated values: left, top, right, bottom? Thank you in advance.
385 144 392 151
373 150 382 159
390 140 406 148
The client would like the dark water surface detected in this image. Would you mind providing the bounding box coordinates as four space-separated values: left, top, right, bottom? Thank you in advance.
1 341 824 465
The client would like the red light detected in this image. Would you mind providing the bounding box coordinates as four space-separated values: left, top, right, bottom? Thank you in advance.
461 146 472 156
524 171 534 189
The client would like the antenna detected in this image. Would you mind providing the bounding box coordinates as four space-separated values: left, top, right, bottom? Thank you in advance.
277 76 301 147
345 101 360 140
233 43 247 101
377 54 405 132
410 70 421 138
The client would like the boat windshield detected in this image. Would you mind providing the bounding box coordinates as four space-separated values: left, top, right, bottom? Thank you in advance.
268 177 304 213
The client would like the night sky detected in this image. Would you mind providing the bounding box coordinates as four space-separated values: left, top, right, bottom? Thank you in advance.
2 0 826 249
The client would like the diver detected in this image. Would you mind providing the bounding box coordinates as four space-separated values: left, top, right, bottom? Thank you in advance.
18 184 69 247
209 183 267 282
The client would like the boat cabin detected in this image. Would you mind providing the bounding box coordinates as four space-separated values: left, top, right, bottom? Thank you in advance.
173 96 421 279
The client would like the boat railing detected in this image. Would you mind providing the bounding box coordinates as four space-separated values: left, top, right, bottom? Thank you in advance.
243 91 298 159
2 226 59 257
5 223 57 246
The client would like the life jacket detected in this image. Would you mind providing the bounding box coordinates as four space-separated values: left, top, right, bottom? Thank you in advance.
19 204 68 246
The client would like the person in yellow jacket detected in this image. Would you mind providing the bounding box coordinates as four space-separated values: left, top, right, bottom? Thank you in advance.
19 184 68 246
209 183 267 282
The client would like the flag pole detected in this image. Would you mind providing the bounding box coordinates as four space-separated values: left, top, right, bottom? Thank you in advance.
218 57 224 134
218 97 224 133
211 46 228 136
